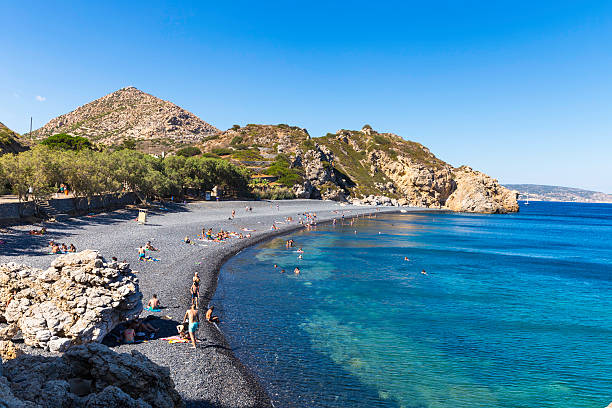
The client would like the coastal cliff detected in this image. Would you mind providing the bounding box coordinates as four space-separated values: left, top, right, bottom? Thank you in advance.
206 124 518 213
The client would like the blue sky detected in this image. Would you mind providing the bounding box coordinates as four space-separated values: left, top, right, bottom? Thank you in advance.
2 1 611 192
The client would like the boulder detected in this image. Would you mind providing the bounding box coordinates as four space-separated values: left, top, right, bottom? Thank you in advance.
0 343 183 407
0 250 142 351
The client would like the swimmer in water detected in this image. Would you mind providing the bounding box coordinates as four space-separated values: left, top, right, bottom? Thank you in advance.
294 267 300 275
274 264 278 268
281 269 286 273
404 257 410 261
421 269 427 275
298 254 303 260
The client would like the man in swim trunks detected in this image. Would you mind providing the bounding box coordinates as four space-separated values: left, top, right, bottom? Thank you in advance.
183 304 200 348
190 282 199 308
137 246 146 261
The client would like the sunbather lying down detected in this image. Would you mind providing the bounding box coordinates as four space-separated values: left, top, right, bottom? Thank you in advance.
29 227 47 235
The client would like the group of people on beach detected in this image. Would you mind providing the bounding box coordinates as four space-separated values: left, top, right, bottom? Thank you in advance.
49 240 76 254
176 271 219 348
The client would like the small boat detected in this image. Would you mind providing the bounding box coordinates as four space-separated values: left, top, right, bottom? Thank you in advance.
524 193 529 205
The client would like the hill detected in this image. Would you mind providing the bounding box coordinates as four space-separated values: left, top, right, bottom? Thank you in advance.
202 124 518 213
29 87 219 152
504 184 612 203
0 122 27 155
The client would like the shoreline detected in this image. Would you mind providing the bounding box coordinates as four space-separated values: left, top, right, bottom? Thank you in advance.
0 199 414 407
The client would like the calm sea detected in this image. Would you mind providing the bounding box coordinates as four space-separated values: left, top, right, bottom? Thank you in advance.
213 202 612 408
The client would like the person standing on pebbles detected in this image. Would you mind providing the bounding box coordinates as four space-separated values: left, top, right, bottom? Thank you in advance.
183 304 200 349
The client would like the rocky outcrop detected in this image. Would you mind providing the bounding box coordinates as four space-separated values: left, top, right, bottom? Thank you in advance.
29 87 219 147
0 343 183 407
0 250 142 351
445 166 519 213
309 127 518 213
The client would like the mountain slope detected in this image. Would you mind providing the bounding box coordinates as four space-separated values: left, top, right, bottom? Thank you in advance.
202 124 518 213
30 87 219 151
0 122 27 155
504 184 612 203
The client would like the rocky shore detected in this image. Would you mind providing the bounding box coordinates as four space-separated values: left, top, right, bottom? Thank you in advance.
0 200 405 407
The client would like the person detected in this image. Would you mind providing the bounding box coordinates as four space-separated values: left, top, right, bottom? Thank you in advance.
190 282 199 308
294 267 300 275
145 241 157 251
274 264 278 268
147 294 160 309
123 322 136 344
176 324 189 339
68 244 76 252
297 248 304 254
184 236 191 244
135 317 158 333
183 304 199 348
404 256 410 261
137 246 146 261
281 269 286 273
111 256 118 262
421 269 427 275
298 254 303 260
193 272 201 288
51 243 61 254
60 243 68 253
205 306 219 323
231 210 235 219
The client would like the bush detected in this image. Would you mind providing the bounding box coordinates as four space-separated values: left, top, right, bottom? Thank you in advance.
119 138 136 150
252 186 295 200
266 155 302 186
231 124 240 131
232 149 263 161
41 133 92 151
230 135 244 145
211 147 232 156
176 146 201 157
373 134 390 145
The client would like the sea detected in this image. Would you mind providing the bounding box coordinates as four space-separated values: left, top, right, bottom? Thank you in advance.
212 201 612 408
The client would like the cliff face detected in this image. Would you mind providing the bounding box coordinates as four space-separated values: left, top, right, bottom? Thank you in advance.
208 124 518 213
307 127 518 213
30 87 219 151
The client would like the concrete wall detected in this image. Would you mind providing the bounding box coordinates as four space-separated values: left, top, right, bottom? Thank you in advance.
0 192 139 223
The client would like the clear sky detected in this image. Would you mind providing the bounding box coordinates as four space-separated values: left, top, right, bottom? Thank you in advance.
1 1 611 192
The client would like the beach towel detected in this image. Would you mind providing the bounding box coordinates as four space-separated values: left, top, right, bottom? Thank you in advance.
160 335 190 344
241 228 256 232
144 307 161 312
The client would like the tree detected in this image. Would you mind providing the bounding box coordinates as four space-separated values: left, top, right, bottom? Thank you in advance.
40 133 92 151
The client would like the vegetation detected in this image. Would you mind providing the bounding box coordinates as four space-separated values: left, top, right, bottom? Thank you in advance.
231 148 264 161
251 186 295 200
211 147 232 156
119 138 136 150
266 154 302 186
176 146 202 157
40 133 92 151
231 124 240 131
230 135 244 145
0 145 250 202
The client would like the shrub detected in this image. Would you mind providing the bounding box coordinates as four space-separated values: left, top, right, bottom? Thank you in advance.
230 135 244 145
119 138 136 150
252 186 295 200
211 147 232 156
41 133 92 151
232 124 240 131
176 146 201 157
373 134 390 145
232 149 263 161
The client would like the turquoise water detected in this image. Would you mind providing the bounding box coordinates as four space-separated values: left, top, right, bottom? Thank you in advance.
213 202 612 407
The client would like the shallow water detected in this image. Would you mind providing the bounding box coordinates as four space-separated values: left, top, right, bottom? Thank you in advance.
213 202 612 407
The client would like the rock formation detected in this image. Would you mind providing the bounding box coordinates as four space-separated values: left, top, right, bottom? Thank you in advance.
446 166 519 213
0 343 183 407
29 87 219 150
0 250 142 351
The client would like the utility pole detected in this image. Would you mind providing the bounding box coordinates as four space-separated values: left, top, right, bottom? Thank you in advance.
29 117 32 136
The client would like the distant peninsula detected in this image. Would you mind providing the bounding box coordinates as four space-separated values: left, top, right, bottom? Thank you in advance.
504 184 612 203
